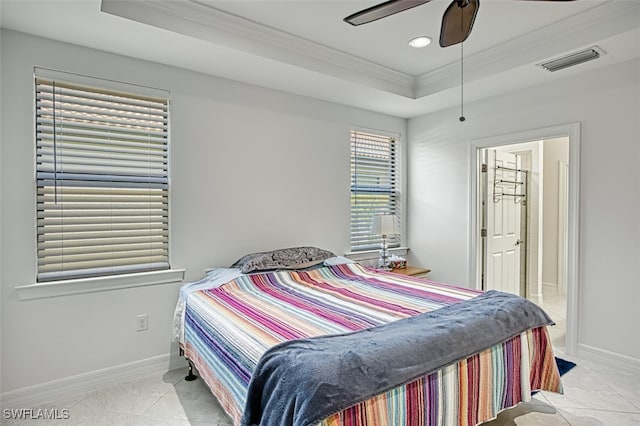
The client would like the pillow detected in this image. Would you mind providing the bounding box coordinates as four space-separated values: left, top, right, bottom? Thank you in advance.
230 246 335 274
323 256 356 266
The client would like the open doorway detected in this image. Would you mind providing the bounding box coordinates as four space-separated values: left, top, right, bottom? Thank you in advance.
479 139 568 347
468 124 580 355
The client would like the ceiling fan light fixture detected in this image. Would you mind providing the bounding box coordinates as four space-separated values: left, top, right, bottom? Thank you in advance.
538 46 605 72
408 36 432 48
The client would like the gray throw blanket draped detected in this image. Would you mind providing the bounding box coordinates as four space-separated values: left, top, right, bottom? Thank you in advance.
241 290 554 426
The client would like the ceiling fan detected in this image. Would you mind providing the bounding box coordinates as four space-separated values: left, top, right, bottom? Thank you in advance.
344 0 576 48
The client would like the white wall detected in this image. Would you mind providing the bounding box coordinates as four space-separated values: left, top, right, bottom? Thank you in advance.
407 58 640 363
0 30 406 394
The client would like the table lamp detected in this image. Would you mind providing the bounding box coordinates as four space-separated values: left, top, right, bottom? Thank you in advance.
371 213 399 270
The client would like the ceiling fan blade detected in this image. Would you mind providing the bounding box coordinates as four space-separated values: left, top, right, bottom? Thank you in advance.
439 0 480 47
344 0 432 26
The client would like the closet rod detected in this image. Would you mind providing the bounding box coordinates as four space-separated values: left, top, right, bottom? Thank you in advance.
494 193 525 198
496 179 523 185
495 165 528 173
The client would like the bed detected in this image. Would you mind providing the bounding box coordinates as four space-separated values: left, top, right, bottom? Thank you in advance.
174 247 562 426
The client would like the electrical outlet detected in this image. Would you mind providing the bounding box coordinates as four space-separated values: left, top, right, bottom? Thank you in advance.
136 314 148 332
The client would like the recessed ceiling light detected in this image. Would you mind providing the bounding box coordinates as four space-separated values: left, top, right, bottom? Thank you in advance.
408 36 432 48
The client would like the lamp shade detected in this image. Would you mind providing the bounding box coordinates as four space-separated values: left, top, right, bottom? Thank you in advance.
371 214 399 236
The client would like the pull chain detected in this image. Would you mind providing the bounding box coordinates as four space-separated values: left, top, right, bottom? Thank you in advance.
53 81 59 203
459 4 466 122
460 41 465 122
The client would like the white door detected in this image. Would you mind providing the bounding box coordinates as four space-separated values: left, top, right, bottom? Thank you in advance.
485 149 523 295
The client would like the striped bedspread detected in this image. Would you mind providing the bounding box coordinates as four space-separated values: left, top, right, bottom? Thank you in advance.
180 263 562 426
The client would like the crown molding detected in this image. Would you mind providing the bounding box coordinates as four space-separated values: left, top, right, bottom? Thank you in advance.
414 0 640 99
100 0 638 103
101 0 415 98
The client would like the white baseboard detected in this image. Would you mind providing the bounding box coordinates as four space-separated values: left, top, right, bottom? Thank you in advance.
577 343 640 376
1 353 185 409
527 291 544 305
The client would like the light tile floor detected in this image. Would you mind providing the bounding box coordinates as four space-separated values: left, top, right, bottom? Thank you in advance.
3 349 638 426
537 286 568 350
3 288 639 425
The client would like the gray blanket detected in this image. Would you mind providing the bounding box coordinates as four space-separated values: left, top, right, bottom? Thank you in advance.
241 290 554 426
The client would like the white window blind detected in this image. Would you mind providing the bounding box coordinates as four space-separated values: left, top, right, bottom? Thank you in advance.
35 75 170 282
350 130 400 251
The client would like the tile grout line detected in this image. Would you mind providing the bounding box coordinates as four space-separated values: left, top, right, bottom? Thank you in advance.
556 406 640 415
139 375 188 419
602 371 640 414
539 353 640 424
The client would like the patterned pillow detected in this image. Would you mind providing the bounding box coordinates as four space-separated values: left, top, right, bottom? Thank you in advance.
230 246 335 274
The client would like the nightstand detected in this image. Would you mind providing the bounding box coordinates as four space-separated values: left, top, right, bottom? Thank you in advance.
391 266 431 277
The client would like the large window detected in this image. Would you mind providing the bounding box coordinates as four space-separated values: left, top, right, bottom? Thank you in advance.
350 130 400 251
35 71 170 282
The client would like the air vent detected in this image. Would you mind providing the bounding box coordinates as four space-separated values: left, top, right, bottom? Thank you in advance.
538 46 605 72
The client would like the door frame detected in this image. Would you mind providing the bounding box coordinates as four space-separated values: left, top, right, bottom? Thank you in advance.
468 123 580 355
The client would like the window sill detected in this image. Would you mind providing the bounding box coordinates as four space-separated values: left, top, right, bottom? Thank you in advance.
15 269 185 301
345 247 409 263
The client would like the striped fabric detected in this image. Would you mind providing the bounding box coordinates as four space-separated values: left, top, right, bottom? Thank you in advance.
318 327 560 426
181 263 561 426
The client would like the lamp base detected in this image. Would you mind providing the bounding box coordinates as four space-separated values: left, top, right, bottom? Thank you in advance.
377 245 391 270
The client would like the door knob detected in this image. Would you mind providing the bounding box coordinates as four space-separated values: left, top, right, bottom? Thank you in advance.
515 239 523 246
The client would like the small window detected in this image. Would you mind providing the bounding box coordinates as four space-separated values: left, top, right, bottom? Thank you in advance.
35 71 170 282
350 130 400 251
